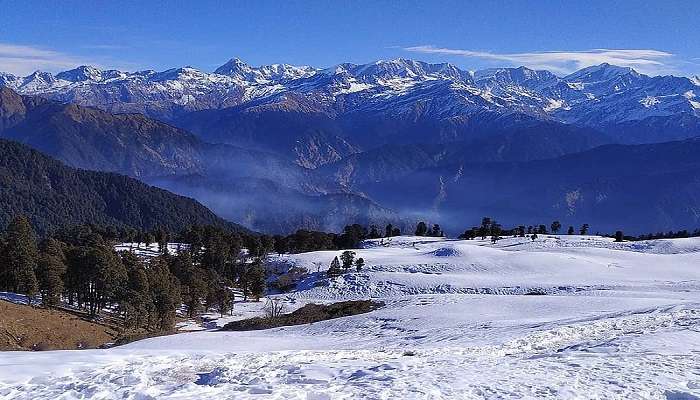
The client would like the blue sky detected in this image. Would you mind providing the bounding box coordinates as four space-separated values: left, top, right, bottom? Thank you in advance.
1 0 699 76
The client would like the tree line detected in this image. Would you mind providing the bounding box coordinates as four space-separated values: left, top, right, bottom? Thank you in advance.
0 217 270 333
0 217 398 332
454 218 592 243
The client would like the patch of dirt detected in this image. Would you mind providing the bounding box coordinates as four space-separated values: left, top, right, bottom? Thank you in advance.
221 300 384 331
0 300 119 351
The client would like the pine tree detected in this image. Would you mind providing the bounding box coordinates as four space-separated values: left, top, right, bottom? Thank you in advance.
36 238 67 308
580 223 590 235
567 226 575 235
119 251 152 329
0 216 39 304
415 221 428 236
340 250 356 272
355 257 365 272
327 256 342 278
490 221 502 243
246 260 266 301
212 281 234 317
84 245 127 316
615 230 624 242
385 224 394 238
147 257 181 331
184 267 207 316
551 221 561 234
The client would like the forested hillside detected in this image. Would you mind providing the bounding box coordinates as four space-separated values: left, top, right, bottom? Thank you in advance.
0 139 237 235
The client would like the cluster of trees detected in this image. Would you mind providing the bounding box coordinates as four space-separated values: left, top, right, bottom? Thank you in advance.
272 223 402 254
327 251 365 278
414 222 444 237
457 218 592 242
0 217 270 333
630 229 700 241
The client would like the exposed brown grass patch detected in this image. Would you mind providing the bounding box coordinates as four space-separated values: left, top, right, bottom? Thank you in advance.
0 300 119 351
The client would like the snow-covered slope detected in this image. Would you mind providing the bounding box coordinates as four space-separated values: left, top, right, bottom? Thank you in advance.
2 235 699 398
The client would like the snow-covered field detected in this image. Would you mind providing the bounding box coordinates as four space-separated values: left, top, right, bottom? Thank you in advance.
2 235 700 399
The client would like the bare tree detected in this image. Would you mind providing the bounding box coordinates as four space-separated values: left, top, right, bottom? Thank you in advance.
264 297 285 320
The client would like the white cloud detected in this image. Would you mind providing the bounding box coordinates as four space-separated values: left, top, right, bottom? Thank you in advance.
0 42 98 76
403 46 682 76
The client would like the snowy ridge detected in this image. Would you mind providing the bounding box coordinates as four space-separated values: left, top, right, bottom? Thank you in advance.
2 58 699 125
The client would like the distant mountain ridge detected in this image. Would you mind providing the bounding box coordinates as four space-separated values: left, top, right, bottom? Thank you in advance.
2 58 698 133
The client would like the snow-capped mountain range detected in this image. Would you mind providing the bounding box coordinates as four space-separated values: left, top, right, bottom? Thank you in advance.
2 58 698 128
3 58 700 234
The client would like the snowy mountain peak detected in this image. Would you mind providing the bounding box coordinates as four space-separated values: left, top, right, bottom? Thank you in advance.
320 59 470 84
214 58 253 77
474 66 558 88
564 63 641 83
151 66 210 82
55 65 104 82
214 58 315 83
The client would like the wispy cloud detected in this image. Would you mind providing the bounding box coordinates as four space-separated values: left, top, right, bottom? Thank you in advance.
0 42 99 75
81 44 130 51
403 46 683 76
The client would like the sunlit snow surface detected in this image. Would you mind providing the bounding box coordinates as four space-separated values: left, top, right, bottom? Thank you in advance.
2 235 700 399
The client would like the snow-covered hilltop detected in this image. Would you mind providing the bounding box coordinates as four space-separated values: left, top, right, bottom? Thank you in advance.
1 234 699 398
1 58 698 126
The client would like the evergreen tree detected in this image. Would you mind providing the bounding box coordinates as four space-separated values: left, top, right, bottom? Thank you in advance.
84 245 127 316
212 280 234 317
551 221 562 234
147 257 181 331
246 260 266 301
615 230 624 242
415 221 428 236
327 256 342 278
119 251 152 329
431 224 442 237
340 250 356 272
391 227 401 236
154 227 169 254
203 269 222 312
36 238 67 308
490 221 502 244
337 224 367 249
0 216 39 304
567 226 575 235
355 257 365 272
580 223 590 235
538 224 548 234
170 249 207 316
385 224 394 238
